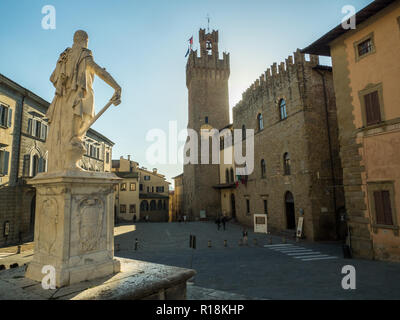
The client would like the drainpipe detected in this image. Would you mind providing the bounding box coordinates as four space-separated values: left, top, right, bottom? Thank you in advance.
315 69 338 225
14 94 26 186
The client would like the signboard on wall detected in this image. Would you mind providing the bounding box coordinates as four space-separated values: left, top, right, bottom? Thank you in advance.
254 214 268 234
297 217 304 238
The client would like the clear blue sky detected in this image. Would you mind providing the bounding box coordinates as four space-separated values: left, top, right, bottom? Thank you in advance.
0 0 372 184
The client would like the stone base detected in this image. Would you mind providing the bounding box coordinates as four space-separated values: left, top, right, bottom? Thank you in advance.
25 259 121 287
0 258 196 300
26 170 121 288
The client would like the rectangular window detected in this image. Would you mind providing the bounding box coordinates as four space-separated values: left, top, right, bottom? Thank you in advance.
354 33 375 61
120 204 127 214
144 176 151 181
246 199 250 215
129 204 136 214
35 120 41 139
140 184 143 191
106 152 110 164
374 190 394 226
0 105 9 127
364 91 381 126
357 38 373 56
120 183 127 191
130 183 136 191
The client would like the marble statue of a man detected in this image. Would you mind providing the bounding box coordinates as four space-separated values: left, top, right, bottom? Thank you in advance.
46 30 121 172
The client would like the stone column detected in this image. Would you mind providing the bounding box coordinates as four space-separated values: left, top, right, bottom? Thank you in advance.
25 170 121 287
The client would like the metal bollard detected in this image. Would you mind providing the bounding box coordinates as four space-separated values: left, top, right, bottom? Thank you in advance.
208 240 212 248
224 240 227 247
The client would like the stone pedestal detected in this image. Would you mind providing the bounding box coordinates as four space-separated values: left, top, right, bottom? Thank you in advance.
25 170 121 288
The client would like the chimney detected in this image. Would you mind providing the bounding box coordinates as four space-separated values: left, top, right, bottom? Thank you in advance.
153 168 157 174
128 155 131 161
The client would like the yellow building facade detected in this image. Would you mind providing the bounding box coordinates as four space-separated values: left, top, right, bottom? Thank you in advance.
304 0 400 261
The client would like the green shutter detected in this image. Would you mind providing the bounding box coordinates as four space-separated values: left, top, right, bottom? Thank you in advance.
3 151 9 175
7 108 12 128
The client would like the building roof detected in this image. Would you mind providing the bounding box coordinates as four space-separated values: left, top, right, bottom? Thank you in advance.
0 73 115 146
301 0 396 56
172 173 183 179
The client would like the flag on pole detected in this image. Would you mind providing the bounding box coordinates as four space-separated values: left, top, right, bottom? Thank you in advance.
185 36 193 57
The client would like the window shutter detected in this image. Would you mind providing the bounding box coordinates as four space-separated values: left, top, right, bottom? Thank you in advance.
32 120 36 136
23 155 30 176
7 108 12 128
27 119 32 135
3 151 9 175
382 191 394 226
365 91 381 126
374 191 386 225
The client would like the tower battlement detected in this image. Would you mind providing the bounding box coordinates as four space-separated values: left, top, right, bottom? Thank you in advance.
186 29 230 87
239 49 319 102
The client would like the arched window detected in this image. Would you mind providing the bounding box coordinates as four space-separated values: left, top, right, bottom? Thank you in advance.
279 99 287 120
230 168 234 183
140 200 149 212
225 169 229 184
158 200 163 210
242 125 246 140
261 159 266 178
150 200 156 211
283 153 291 175
257 113 264 131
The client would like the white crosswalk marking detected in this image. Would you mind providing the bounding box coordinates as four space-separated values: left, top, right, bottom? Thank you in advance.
264 244 338 262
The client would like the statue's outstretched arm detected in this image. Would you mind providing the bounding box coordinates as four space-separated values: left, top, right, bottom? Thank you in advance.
87 59 121 105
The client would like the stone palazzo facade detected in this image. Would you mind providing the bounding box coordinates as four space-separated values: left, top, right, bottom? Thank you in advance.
232 51 344 241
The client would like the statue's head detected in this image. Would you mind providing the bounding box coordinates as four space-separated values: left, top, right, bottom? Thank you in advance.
73 30 89 48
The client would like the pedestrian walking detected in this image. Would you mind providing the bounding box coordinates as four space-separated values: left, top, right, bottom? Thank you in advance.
242 228 248 246
221 216 227 231
215 217 221 231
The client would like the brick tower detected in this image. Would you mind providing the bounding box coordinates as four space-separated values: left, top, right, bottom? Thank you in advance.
183 29 230 219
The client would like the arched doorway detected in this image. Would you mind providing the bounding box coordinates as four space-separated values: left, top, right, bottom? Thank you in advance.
30 195 36 234
231 194 236 219
285 192 296 230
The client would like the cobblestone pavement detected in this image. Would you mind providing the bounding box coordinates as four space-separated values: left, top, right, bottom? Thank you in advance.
115 221 400 300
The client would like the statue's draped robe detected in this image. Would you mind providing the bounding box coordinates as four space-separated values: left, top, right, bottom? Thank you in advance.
46 46 95 172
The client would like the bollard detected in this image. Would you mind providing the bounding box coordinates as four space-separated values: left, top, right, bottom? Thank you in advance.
134 238 139 251
224 240 227 247
208 240 212 248
17 245 21 254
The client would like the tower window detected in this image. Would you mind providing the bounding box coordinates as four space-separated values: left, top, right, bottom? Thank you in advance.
242 125 246 140
206 41 212 55
279 99 287 120
205 116 209 124
257 113 264 131
283 153 291 176
261 159 266 178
